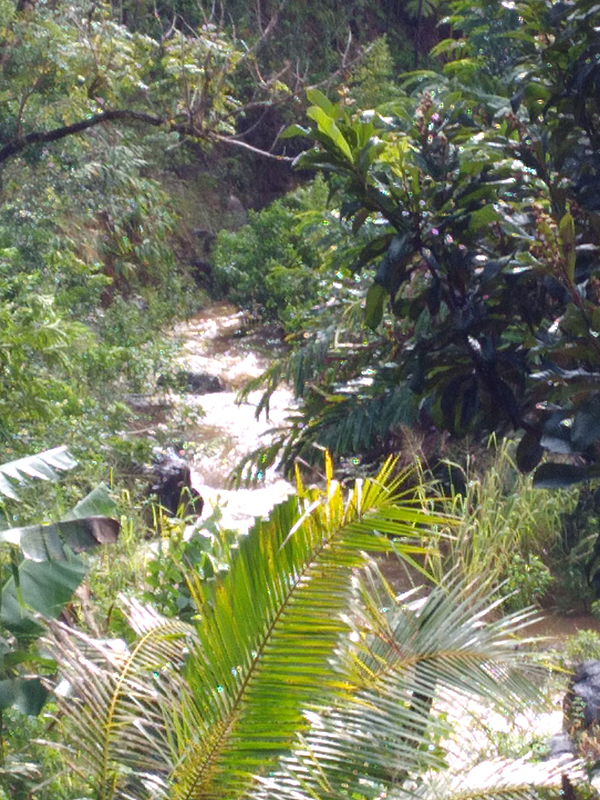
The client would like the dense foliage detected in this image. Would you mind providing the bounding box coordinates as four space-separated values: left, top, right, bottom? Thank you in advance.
234 0 600 490
1 0 599 798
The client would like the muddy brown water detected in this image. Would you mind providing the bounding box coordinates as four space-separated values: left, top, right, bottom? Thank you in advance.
168 303 296 532
528 613 600 647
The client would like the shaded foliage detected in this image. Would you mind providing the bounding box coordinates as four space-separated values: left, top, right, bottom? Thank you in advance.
239 0 600 485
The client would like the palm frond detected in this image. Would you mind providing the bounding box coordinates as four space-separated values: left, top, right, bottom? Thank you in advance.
0 446 77 500
251 567 560 800
236 327 337 415
161 457 447 800
411 757 584 800
45 608 195 800
48 459 449 800
233 385 419 484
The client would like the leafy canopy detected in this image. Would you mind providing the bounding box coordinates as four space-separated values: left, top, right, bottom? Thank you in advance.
246 0 600 485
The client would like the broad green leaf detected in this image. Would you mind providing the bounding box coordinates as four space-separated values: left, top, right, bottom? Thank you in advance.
305 87 336 116
63 484 118 520
365 283 387 330
2 517 120 562
279 123 310 139
0 678 47 715
0 447 77 500
533 462 589 488
559 211 576 282
306 106 353 161
469 204 501 231
1 554 87 632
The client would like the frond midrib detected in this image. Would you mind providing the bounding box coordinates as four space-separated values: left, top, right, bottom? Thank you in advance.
176 500 366 800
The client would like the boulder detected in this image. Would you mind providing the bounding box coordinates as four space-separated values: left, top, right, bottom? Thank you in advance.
158 370 224 395
567 660 600 728
149 449 203 517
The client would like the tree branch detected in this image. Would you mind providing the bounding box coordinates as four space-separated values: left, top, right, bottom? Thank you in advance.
211 132 294 160
0 108 292 166
0 110 181 165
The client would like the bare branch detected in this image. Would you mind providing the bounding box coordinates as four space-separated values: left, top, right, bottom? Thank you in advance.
0 110 196 166
211 132 294 160
0 108 294 167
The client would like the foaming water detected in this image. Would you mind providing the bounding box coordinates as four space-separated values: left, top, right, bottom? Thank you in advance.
172 304 295 532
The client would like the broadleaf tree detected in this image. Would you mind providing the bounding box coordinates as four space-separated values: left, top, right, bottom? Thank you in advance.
249 0 600 486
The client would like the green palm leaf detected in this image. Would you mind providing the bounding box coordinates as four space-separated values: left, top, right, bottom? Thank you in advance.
48 458 449 800
252 568 564 800
46 604 194 800
166 456 444 800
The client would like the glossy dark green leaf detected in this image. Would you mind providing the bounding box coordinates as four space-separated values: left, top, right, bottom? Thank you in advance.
516 431 544 473
540 412 574 454
374 234 412 296
571 397 600 452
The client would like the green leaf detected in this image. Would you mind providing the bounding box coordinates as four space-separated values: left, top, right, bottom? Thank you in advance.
1 553 87 632
0 447 77 500
469 204 501 231
63 484 118 520
559 211 576 282
1 517 120 562
305 87 336 116
279 123 310 139
516 431 544 473
306 106 353 161
0 678 48 715
365 283 388 330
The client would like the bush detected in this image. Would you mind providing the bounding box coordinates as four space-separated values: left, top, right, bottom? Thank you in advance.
212 177 348 331
563 629 600 666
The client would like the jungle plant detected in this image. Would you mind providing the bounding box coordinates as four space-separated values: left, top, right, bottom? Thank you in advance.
425 440 569 604
240 0 600 486
212 176 361 331
45 458 570 800
44 456 449 800
0 447 120 714
562 629 600 666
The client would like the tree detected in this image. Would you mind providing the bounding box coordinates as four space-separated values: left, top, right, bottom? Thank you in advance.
243 0 600 486
0 0 300 171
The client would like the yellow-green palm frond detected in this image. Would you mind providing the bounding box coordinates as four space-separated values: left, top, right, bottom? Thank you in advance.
163 456 448 800
47 457 449 800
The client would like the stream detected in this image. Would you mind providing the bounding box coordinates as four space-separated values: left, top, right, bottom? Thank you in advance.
167 303 600 636
169 302 295 533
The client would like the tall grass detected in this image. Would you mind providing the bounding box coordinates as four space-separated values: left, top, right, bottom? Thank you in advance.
426 438 577 605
